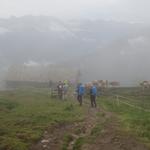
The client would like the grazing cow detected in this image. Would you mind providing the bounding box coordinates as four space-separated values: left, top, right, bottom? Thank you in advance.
92 80 109 92
84 80 108 95
98 80 109 89
109 81 120 87
84 82 92 95
140 81 150 90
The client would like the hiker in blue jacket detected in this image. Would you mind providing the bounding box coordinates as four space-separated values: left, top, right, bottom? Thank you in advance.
76 83 85 106
90 83 97 108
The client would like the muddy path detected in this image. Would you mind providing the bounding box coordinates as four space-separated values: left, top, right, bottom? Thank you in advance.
30 103 150 150
30 104 101 150
82 114 149 150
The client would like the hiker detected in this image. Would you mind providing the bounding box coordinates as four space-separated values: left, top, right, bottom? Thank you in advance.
90 83 97 108
76 83 85 106
63 80 69 100
57 81 64 100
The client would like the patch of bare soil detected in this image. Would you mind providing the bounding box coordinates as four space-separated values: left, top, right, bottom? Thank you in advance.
30 104 149 150
83 117 149 150
30 123 75 150
82 110 149 150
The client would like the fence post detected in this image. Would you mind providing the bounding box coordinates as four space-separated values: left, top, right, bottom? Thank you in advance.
116 95 119 106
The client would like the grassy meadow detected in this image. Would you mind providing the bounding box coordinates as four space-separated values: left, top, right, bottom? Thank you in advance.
98 87 150 146
0 88 85 150
0 87 150 150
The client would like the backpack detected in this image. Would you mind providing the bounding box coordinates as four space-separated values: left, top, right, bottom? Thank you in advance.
91 86 97 95
58 84 63 91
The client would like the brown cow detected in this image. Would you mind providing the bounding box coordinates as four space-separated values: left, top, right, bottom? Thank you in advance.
98 80 109 89
140 81 150 90
94 80 109 92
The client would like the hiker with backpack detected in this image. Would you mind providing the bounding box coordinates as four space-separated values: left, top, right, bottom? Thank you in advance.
90 83 97 108
76 83 85 106
57 81 64 100
63 80 69 100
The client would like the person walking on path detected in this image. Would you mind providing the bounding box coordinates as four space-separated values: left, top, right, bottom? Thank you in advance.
90 83 97 108
76 83 85 106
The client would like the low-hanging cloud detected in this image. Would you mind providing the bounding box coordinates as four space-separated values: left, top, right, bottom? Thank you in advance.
0 0 150 23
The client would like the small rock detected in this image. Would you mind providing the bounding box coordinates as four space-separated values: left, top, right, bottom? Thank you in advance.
41 139 49 143
70 141 75 145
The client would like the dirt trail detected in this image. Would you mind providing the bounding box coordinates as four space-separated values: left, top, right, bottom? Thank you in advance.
31 104 149 150
31 105 100 150
82 114 149 150
67 106 108 150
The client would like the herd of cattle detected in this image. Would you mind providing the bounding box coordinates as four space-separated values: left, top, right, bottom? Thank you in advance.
84 80 120 91
84 80 150 91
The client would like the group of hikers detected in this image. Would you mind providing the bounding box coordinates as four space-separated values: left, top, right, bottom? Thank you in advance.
56 80 98 108
57 80 69 100
76 83 97 107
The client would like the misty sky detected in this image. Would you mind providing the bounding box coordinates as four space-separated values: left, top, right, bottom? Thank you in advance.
1 0 150 86
0 0 150 23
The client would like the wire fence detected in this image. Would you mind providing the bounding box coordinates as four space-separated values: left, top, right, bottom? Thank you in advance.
111 95 150 112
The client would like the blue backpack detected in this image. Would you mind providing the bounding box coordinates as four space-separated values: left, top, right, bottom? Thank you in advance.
91 86 97 96
79 85 85 95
